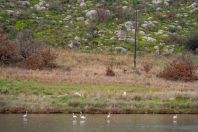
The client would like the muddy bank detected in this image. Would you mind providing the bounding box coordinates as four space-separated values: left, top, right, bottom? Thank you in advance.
1 107 198 114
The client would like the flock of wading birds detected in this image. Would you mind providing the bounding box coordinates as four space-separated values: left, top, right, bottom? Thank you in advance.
22 111 178 123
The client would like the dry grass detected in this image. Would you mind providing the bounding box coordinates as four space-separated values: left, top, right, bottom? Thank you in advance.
0 48 198 113
0 48 197 93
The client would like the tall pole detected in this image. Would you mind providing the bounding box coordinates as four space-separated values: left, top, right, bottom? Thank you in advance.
134 8 138 68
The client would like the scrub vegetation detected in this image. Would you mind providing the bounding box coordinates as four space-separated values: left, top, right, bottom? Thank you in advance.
0 0 198 113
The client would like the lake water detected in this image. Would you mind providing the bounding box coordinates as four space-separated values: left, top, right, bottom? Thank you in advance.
0 114 198 132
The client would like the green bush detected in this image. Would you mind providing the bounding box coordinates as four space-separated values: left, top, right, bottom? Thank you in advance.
175 95 189 103
133 96 141 101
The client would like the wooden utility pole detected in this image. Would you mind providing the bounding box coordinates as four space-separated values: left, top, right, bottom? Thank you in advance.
134 8 138 68
133 0 138 68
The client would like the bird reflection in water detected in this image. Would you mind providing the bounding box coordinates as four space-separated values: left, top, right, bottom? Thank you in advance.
173 120 177 125
80 120 86 126
23 117 28 122
72 120 77 125
106 119 110 124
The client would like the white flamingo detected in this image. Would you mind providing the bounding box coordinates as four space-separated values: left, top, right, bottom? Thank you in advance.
122 92 127 97
107 113 111 119
72 113 77 119
23 111 28 118
173 114 177 119
80 112 86 120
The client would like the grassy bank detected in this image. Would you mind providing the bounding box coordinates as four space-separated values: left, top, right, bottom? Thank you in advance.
0 49 197 114
0 77 198 114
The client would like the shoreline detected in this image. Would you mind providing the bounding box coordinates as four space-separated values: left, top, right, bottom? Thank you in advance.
1 107 198 114
0 77 198 115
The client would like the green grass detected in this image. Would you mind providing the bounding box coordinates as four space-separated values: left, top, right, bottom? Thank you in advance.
1 0 197 51
0 78 156 109
0 78 155 96
0 77 197 113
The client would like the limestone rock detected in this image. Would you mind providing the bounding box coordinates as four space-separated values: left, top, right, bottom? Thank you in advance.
86 10 97 20
115 47 127 53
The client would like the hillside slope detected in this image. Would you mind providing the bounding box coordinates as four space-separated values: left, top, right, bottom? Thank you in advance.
1 0 198 54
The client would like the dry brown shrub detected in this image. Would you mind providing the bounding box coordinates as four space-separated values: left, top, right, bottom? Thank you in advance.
106 65 115 76
23 48 57 70
142 62 153 74
96 6 110 22
113 6 133 21
16 29 45 58
165 12 176 19
155 12 164 19
164 33 187 45
0 29 57 69
158 55 197 81
0 29 19 64
23 53 44 70
155 12 176 20
40 48 56 67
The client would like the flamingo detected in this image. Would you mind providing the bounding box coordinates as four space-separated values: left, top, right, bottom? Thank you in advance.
80 112 86 120
122 92 127 97
173 114 177 119
23 111 28 118
72 113 77 119
107 113 111 119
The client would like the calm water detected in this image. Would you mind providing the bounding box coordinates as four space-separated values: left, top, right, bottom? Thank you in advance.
0 114 198 132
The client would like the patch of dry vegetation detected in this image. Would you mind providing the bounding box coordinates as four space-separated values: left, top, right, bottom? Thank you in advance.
0 47 198 113
0 29 19 64
23 48 57 70
158 54 198 81
106 65 115 76
0 29 198 110
0 48 197 90
0 29 57 69
142 62 153 74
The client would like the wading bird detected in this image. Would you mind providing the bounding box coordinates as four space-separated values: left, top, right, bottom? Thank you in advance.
23 111 28 118
72 113 77 120
173 114 177 119
107 113 111 119
80 112 86 120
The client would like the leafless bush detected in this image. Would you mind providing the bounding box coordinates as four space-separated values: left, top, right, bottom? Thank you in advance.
23 48 57 70
158 54 197 81
0 29 20 64
155 12 176 20
16 29 57 69
142 62 153 74
164 33 187 45
16 29 44 58
165 12 176 19
0 29 57 69
106 65 115 76
96 6 110 22
113 6 134 21
155 12 164 20
48 1 63 12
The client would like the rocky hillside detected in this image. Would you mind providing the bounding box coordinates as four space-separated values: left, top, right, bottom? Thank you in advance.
1 0 198 54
